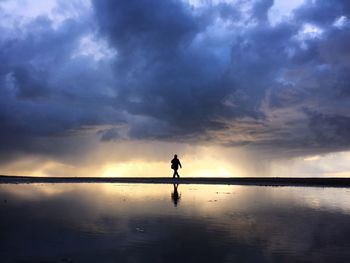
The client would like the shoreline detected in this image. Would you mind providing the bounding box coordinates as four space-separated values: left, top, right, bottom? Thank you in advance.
1 175 350 187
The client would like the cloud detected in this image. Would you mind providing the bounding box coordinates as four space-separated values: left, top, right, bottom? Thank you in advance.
0 2 124 162
1 0 350 166
91 0 350 155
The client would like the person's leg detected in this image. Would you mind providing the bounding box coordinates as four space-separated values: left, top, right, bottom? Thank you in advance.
173 169 176 178
176 171 180 178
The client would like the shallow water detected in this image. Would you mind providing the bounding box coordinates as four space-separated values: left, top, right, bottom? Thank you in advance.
1 183 350 262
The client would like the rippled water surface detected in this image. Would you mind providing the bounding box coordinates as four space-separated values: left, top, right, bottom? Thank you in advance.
1 183 350 262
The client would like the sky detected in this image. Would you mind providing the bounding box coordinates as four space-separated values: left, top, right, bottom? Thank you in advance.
1 0 350 177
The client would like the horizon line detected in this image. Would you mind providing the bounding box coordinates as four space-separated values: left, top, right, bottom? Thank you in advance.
1 175 350 188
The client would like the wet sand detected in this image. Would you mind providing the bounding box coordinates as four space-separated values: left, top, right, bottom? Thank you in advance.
1 175 350 187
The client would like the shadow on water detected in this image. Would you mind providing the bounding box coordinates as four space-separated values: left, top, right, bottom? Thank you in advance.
171 184 181 207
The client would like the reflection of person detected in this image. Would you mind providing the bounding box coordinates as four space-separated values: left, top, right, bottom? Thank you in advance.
171 154 182 179
171 184 181 207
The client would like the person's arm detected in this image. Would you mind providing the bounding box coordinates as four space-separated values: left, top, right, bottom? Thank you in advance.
179 160 182 168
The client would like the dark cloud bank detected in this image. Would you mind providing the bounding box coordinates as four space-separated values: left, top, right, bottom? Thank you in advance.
1 0 350 162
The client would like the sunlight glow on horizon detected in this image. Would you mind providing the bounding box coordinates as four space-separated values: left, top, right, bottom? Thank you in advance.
1 149 350 178
101 159 240 178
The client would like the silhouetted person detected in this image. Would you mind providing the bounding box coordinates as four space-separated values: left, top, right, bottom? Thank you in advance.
171 184 181 207
171 154 182 178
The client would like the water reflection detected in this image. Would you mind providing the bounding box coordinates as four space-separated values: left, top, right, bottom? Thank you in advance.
1 183 350 262
171 184 181 207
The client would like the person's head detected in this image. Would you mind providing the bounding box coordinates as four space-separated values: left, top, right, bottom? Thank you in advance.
174 154 178 158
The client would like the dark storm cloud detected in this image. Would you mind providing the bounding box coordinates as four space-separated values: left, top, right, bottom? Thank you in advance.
307 111 350 150
251 0 274 21
1 0 350 161
295 0 350 26
92 0 350 155
93 0 241 137
0 9 123 162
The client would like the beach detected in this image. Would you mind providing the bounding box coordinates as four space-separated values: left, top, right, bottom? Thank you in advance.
1 175 350 187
